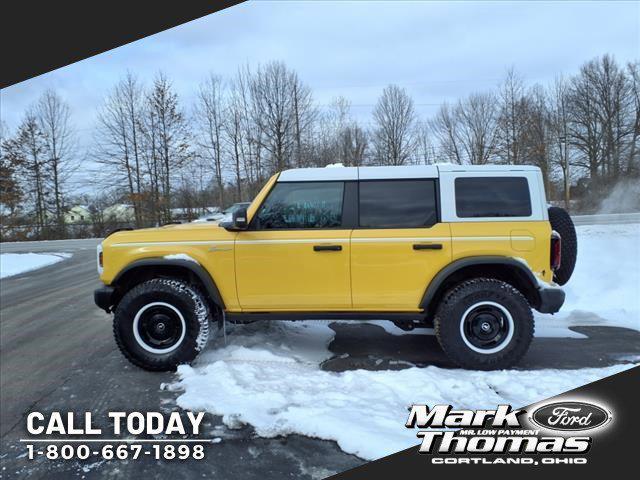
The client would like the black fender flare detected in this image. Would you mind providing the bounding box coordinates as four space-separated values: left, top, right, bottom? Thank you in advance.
419 256 539 312
112 258 225 309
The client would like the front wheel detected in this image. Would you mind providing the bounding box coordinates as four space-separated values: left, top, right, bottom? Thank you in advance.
113 278 210 371
434 278 533 370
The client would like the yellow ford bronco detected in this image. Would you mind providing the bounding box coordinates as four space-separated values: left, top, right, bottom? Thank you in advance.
94 165 577 371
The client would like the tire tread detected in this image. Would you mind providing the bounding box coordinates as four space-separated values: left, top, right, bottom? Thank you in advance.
113 278 210 371
434 278 534 370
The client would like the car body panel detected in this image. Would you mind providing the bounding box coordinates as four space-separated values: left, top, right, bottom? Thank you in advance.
100 224 240 310
235 229 353 310
350 224 452 310
449 221 553 283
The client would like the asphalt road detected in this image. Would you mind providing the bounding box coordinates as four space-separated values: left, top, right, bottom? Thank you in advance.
1 239 638 479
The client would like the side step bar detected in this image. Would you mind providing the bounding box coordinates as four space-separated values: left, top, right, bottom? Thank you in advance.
225 311 430 330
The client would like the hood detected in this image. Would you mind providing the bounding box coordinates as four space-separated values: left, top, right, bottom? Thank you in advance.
102 221 234 247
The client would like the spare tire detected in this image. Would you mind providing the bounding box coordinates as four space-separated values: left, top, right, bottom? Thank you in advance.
548 206 577 285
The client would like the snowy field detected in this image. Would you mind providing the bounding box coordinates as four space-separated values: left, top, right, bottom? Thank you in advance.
0 252 72 279
173 223 639 460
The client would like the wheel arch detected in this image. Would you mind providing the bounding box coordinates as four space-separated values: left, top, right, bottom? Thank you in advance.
110 258 225 311
420 256 541 316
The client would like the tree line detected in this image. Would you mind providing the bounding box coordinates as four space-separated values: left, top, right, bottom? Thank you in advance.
1 54 638 240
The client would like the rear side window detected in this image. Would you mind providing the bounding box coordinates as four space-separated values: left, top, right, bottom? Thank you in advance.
254 182 344 229
359 180 437 228
455 177 531 218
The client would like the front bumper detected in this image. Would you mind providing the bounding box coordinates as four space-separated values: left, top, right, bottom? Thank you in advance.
536 284 565 314
94 286 115 313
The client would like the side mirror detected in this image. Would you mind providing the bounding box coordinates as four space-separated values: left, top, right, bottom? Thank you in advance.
230 207 248 230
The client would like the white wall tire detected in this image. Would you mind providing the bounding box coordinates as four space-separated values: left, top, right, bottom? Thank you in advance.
434 278 534 370
113 279 210 371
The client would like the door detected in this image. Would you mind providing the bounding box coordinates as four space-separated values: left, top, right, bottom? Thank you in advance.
235 181 352 310
350 179 452 310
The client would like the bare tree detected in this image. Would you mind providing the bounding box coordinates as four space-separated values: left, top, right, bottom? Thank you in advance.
319 97 369 167
247 62 315 173
36 90 76 233
520 85 553 192
568 55 634 183
627 61 640 175
250 61 297 172
415 120 436 165
95 74 146 226
291 70 316 167
235 65 264 193
340 123 368 166
145 73 191 222
455 92 499 165
139 104 161 224
195 74 226 207
311 97 354 166
372 85 417 165
591 55 634 179
548 76 573 208
119 73 145 225
497 68 527 164
226 78 246 201
430 102 463 164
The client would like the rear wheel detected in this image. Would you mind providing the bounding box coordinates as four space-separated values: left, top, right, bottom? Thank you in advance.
113 278 210 371
434 278 533 370
548 206 577 285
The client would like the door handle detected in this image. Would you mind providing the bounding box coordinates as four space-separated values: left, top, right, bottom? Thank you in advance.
413 243 443 250
313 245 342 252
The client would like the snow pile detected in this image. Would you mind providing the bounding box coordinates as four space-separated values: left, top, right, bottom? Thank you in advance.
0 252 72 279
174 320 634 460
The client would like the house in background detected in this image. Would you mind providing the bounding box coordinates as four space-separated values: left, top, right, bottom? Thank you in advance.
103 204 135 222
64 205 91 224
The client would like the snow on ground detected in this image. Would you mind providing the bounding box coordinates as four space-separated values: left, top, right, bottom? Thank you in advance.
173 223 639 460
175 321 634 460
536 222 639 334
0 252 72 279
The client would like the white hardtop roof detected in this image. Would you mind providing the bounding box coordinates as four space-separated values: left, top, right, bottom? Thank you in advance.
277 164 540 182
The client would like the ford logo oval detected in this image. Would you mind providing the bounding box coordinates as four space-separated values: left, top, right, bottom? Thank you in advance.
531 402 610 431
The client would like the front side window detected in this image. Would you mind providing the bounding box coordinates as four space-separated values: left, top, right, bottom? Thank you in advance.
455 177 531 218
359 180 438 228
254 182 344 229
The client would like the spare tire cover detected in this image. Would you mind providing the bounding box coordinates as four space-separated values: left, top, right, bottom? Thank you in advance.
548 206 577 285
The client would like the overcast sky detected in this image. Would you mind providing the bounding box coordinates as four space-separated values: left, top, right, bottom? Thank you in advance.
2 0 639 145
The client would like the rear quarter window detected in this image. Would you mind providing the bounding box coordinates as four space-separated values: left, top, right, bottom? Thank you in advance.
455 177 532 218
359 179 437 228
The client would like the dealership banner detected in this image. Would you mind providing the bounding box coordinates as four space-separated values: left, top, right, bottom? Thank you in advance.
331 366 638 477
